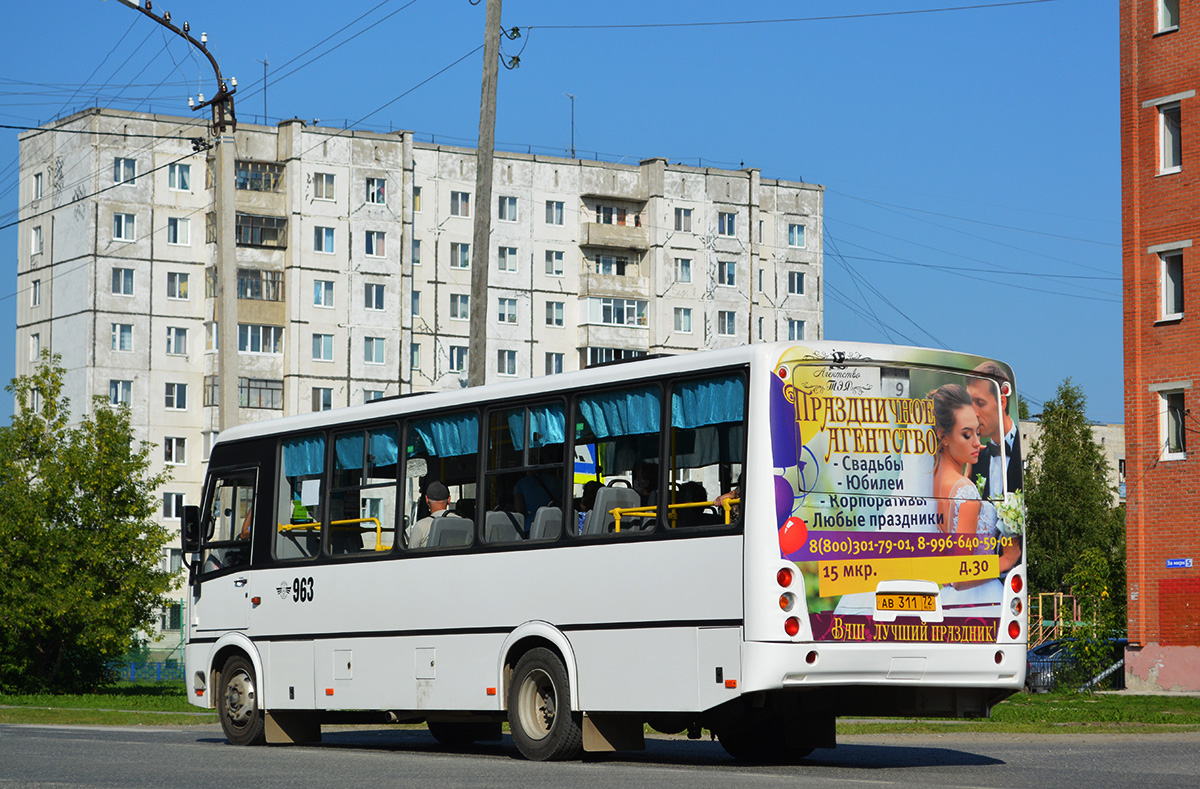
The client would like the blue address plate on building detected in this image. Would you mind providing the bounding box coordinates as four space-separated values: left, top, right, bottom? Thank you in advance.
1166 558 1193 569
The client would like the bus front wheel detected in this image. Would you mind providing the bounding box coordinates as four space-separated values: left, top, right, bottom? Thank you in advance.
506 648 582 761
217 655 266 746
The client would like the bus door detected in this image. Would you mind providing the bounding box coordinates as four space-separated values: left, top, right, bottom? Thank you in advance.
194 469 258 633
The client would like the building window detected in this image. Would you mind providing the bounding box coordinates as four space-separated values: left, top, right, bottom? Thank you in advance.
545 352 564 375
113 213 136 242
165 382 187 410
166 217 189 246
364 337 385 365
412 238 422 265
595 205 628 225
1161 102 1182 174
758 316 764 341
111 323 133 352
450 293 470 320
238 324 284 354
240 377 283 409
718 260 737 287
314 172 335 201
451 190 471 217
163 492 186 519
674 207 692 232
30 279 40 307
165 326 188 355
236 161 284 192
546 200 564 225
365 389 384 403
33 172 43 199
674 307 692 333
498 195 518 222
164 437 187 465
413 185 422 212
449 345 469 372
31 225 42 255
366 177 386 204
717 310 736 336
29 333 40 362
545 250 564 276
718 211 736 237
410 289 421 317
675 257 692 283
111 267 134 295
498 246 518 272
312 388 333 412
109 379 132 406
1163 390 1187 458
587 297 647 327
312 333 334 361
313 280 334 308
788 271 805 295
365 230 386 257
113 157 136 185
1162 251 1184 319
497 349 518 376
451 242 471 269
410 342 421 371
546 300 564 327
788 223 806 248
788 319 805 341
235 213 286 247
585 347 645 367
169 163 190 191
314 226 335 253
365 283 385 311
238 269 285 301
167 272 189 300
757 269 765 293
595 255 628 276
498 297 518 324
1159 0 1180 32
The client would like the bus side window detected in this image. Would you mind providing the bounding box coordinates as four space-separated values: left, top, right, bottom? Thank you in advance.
403 411 479 551
275 434 325 560
483 403 566 544
201 472 256 573
330 426 399 556
667 374 746 530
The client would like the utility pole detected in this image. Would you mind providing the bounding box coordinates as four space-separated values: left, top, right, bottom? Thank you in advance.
110 0 240 431
565 93 575 159
257 56 269 124
468 0 503 388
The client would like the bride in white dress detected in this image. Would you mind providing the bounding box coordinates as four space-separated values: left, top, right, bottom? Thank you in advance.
931 384 1003 616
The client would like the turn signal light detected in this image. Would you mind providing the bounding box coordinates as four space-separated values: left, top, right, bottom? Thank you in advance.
777 567 794 587
1010 574 1023 594
1007 620 1021 639
779 593 796 612
1010 598 1023 615
784 616 800 637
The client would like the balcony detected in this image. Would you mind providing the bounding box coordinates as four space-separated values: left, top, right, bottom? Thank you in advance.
581 221 649 250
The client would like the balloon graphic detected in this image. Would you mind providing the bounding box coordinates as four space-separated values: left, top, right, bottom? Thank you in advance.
770 375 800 468
774 474 795 525
778 516 808 556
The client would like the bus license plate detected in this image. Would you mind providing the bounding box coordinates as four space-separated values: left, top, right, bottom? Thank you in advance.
876 593 936 612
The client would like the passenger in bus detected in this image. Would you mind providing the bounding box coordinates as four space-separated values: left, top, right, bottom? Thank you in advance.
575 480 602 534
930 384 1004 607
513 470 560 530
714 472 744 523
633 462 659 506
407 480 450 549
674 481 710 528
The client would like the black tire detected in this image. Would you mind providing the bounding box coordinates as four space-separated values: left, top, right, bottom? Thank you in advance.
217 655 266 746
427 720 502 747
506 647 582 761
717 715 813 763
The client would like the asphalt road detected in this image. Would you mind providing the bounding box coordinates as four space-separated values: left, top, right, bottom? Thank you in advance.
2 724 1198 788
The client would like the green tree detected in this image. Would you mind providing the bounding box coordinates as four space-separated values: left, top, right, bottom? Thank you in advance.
1024 379 1125 617
0 353 173 692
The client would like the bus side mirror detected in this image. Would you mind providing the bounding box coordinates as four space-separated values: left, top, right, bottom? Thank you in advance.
181 505 202 553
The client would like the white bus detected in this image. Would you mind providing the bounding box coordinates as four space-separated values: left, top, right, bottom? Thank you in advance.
183 341 1028 761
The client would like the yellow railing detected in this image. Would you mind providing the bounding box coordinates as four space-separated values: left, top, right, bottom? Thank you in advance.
277 518 387 551
611 497 739 532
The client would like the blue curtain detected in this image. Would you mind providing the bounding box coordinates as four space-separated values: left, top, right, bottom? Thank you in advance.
672 375 745 429
507 404 566 449
412 412 479 458
369 427 399 466
579 387 661 438
334 433 363 471
335 428 399 471
283 434 325 478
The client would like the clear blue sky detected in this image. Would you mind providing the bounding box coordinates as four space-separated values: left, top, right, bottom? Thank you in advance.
0 0 1120 423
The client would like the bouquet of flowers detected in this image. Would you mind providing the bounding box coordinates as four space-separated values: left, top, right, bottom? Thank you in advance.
994 489 1025 537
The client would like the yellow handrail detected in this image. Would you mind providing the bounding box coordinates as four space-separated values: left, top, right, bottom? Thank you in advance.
612 498 739 532
277 517 386 551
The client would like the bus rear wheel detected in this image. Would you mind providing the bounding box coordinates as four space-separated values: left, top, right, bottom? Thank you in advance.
217 655 266 746
717 715 814 763
506 648 582 761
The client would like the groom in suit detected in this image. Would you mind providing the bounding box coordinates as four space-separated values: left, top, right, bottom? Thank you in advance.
968 362 1022 499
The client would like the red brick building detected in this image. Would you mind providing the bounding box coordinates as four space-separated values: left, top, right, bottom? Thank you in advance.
1122 0 1200 691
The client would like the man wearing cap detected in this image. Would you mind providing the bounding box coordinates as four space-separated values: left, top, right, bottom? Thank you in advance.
408 480 451 549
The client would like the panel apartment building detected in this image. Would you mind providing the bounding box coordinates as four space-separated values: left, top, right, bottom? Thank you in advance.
1122 0 1200 691
15 108 824 631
